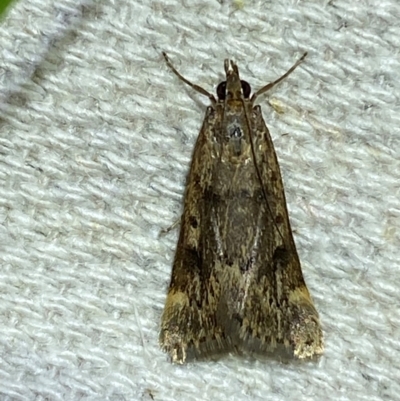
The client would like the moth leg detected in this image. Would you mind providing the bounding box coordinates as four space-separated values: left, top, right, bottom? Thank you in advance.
159 217 180 235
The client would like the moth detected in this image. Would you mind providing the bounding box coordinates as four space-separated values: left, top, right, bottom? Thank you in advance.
160 52 323 363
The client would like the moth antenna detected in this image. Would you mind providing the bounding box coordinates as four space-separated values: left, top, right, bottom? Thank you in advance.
162 52 217 105
251 52 307 103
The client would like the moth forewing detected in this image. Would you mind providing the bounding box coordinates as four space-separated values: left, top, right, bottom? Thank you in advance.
160 52 323 363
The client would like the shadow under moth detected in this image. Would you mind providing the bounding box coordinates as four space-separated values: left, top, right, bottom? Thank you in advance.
160 52 323 364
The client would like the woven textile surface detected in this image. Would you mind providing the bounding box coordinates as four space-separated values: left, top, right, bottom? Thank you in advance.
0 1 399 400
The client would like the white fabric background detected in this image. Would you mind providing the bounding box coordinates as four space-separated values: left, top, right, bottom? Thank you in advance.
0 0 399 400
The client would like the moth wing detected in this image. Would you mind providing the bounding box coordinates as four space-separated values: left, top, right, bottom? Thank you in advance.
238 107 323 358
160 108 231 363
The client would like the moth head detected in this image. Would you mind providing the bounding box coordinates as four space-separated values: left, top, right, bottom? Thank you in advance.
218 59 251 100
216 80 251 100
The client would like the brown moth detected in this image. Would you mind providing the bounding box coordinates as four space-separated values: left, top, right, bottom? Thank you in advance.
160 52 323 364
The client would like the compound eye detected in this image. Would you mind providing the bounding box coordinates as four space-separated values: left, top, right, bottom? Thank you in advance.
216 81 227 100
241 80 251 98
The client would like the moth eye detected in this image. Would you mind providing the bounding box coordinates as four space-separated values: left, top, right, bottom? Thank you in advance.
241 80 251 98
216 81 227 100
